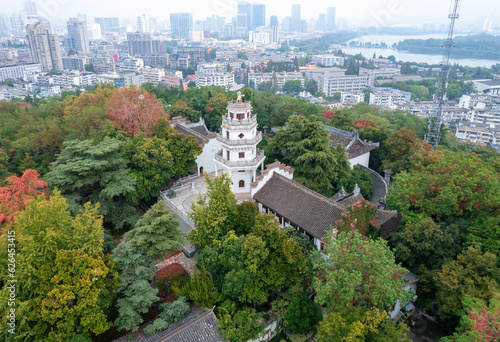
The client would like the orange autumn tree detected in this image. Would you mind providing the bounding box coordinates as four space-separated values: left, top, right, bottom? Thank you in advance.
106 86 168 137
353 119 377 131
0 169 47 225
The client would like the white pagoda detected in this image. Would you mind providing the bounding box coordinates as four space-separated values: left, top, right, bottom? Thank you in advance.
214 89 265 195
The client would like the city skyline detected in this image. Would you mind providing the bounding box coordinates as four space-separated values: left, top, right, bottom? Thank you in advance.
1 0 499 30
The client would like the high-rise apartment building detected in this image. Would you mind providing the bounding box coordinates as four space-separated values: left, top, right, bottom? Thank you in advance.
127 32 166 56
170 13 193 39
67 18 90 54
24 0 38 16
327 7 336 32
137 14 149 32
270 15 278 27
94 17 120 34
291 4 301 31
10 13 25 34
87 22 102 40
317 14 326 31
26 22 63 71
148 18 158 33
251 3 266 29
237 2 252 31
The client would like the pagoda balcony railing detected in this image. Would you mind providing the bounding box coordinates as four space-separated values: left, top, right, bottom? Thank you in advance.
222 115 257 127
216 131 262 146
215 149 265 167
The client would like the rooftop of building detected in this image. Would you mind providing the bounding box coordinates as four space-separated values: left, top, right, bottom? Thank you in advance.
170 117 216 146
253 172 347 239
325 125 379 159
113 306 224 342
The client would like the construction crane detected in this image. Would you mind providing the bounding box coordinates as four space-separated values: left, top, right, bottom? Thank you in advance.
425 0 462 147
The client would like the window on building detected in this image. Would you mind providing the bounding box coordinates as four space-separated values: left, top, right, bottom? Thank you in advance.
226 131 229 139
227 150 230 160
239 180 245 188
237 113 244 120
239 152 245 158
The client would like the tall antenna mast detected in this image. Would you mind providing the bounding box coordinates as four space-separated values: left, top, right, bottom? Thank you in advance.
425 0 461 147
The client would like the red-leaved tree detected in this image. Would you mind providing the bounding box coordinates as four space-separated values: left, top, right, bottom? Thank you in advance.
106 86 168 137
0 169 47 225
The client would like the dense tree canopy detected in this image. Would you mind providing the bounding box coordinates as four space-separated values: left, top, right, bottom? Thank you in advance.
442 295 500 342
188 173 237 248
106 86 168 137
387 152 500 220
112 202 185 332
313 230 411 311
265 114 344 197
318 307 410 342
0 191 118 341
0 169 47 225
44 138 138 231
123 135 176 204
390 216 465 272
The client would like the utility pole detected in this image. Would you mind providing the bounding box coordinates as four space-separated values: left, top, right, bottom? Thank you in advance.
425 0 461 147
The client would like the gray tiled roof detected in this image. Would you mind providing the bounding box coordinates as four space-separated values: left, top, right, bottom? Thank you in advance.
336 193 365 207
325 125 379 159
253 173 347 239
113 306 225 342
185 122 212 138
174 124 209 146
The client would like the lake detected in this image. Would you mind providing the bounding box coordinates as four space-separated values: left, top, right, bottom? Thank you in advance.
342 34 499 68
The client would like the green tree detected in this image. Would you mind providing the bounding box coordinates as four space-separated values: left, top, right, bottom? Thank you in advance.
218 307 264 342
84 63 95 72
44 138 138 231
123 135 176 204
173 264 221 308
30 250 118 341
204 93 229 131
168 100 201 122
144 297 190 336
0 191 118 341
258 81 273 92
154 118 202 177
446 83 462 100
282 80 303 96
305 79 318 94
382 128 437 174
2 78 14 87
321 109 354 131
313 230 411 311
235 214 307 305
432 247 499 316
188 173 237 248
441 295 500 342
318 307 410 342
390 216 465 271
237 51 248 60
283 290 322 334
337 164 374 199
466 216 500 255
346 58 359 75
231 201 259 236
387 152 500 220
112 202 185 332
265 114 341 197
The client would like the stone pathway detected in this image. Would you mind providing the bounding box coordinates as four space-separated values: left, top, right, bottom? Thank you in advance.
156 251 196 277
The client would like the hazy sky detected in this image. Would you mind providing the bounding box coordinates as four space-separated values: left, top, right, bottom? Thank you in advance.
2 0 499 29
